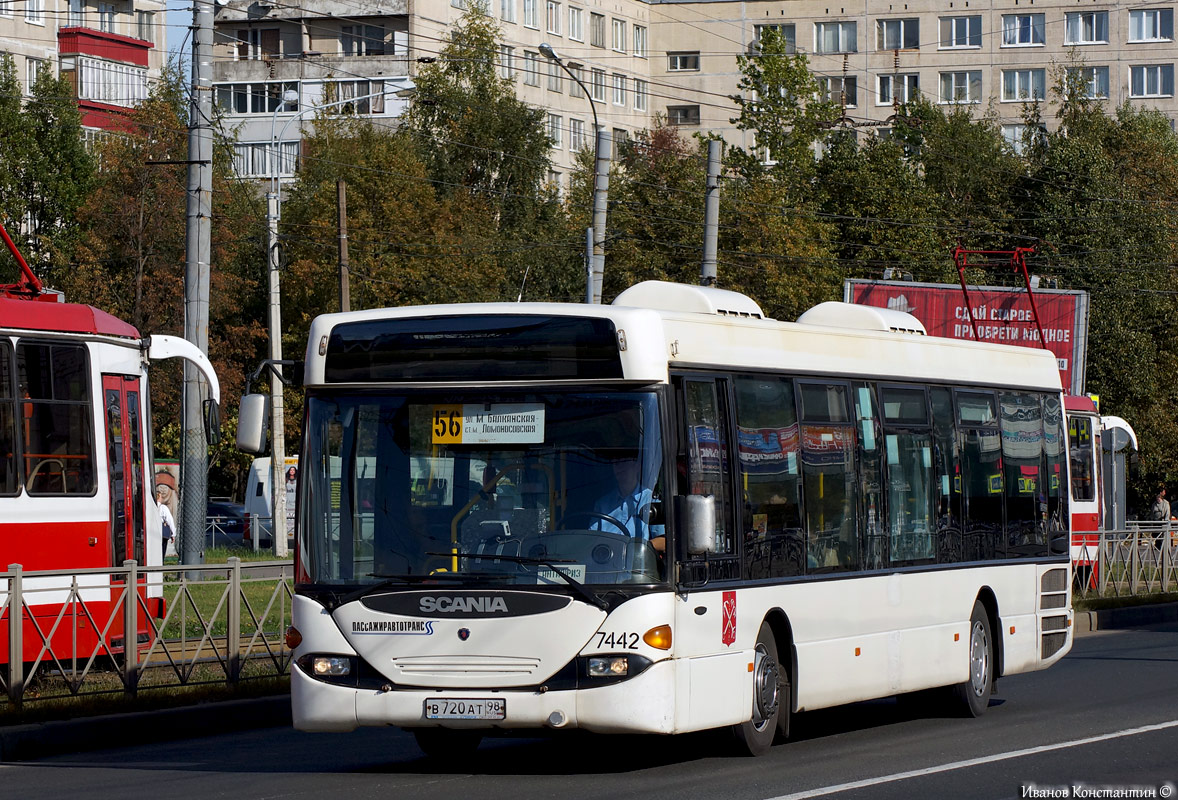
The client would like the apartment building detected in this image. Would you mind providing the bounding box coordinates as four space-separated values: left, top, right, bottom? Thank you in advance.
0 0 164 139
211 0 1178 184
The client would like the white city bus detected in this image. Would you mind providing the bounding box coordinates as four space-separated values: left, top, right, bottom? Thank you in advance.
273 281 1072 757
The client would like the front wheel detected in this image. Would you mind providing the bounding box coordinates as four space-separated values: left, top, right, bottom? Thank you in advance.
732 622 787 756
412 728 484 759
951 600 993 717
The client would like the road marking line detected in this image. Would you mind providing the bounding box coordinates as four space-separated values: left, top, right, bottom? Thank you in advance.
767 719 1178 800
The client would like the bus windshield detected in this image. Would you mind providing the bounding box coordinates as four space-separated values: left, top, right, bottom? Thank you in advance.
300 390 666 587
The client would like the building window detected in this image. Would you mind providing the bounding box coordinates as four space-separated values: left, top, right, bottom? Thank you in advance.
939 15 980 48
754 24 796 53
547 113 563 147
612 73 626 105
523 0 537 29
815 21 857 54
67 0 82 25
877 18 919 51
323 80 386 114
590 12 605 47
633 25 647 57
568 63 584 97
238 28 280 60
612 19 626 52
612 128 628 156
818 75 857 107
0 0 13 18
634 78 647 110
1131 64 1174 97
77 57 151 106
878 73 919 105
26 0 43 25
1067 66 1109 99
499 45 514 80
136 10 153 42
1129 9 1173 42
1001 123 1044 155
940 70 982 103
523 50 540 86
1065 11 1108 45
341 25 385 56
667 105 700 125
546 0 560 35
568 7 582 40
97 1 116 33
25 58 45 94
233 140 300 178
501 0 516 24
1002 69 1046 101
668 51 700 71
548 59 562 91
569 117 585 150
591 67 605 101
1002 14 1045 46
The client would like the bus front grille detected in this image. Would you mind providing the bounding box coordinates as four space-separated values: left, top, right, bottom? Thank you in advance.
391 655 542 678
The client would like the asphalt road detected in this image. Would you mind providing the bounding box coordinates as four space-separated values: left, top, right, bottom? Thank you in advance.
4 623 1176 800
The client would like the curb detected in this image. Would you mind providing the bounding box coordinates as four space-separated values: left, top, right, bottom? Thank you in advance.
1072 601 1178 636
0 694 291 762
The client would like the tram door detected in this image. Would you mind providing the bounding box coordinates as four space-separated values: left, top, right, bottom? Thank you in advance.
103 375 147 573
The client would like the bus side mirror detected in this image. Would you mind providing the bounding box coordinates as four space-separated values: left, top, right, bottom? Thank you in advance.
237 393 269 454
204 399 222 446
684 495 717 555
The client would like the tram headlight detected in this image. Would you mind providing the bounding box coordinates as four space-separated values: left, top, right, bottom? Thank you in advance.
587 656 629 677
311 655 353 677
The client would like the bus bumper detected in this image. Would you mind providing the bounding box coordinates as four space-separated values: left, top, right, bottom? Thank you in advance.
292 658 677 735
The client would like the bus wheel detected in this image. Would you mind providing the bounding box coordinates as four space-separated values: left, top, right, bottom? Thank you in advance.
952 600 993 718
733 622 783 756
412 728 484 759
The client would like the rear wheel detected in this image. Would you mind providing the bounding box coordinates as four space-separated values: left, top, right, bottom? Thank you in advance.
951 600 993 718
732 622 787 756
412 728 484 759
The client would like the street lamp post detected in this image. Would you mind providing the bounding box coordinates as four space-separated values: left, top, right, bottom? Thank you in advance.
540 43 609 304
264 78 414 556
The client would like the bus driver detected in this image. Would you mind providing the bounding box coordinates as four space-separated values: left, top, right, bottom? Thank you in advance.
591 449 665 552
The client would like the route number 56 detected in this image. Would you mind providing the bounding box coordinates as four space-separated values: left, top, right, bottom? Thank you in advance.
433 405 463 444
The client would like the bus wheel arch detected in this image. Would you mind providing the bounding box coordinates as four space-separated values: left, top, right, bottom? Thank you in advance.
763 608 795 741
975 586 1003 681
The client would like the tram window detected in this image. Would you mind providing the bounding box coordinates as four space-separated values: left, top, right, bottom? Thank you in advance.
930 387 962 563
17 342 96 496
1068 415 1095 502
957 390 1003 561
1000 392 1047 558
800 382 857 572
881 386 934 566
733 375 803 579
0 342 17 496
1043 394 1069 555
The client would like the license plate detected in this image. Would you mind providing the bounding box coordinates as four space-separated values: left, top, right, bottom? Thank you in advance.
424 698 506 720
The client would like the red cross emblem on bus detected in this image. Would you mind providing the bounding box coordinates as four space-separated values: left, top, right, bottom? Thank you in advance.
721 590 737 647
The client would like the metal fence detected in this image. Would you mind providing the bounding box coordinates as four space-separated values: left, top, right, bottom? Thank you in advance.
1 558 293 709
1072 523 1178 598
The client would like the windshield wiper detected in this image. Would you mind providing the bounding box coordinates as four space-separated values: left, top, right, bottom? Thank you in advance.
427 551 608 610
333 572 493 609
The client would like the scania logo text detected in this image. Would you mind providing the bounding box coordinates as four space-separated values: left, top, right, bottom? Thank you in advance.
419 596 509 614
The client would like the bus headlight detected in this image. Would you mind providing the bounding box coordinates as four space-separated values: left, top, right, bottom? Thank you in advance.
311 655 353 676
587 656 629 677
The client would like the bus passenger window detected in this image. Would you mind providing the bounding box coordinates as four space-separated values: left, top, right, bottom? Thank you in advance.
1043 395 1069 554
880 386 934 566
684 380 733 557
799 382 857 572
734 376 803 579
957 391 1003 561
1000 392 1047 558
930 387 961 563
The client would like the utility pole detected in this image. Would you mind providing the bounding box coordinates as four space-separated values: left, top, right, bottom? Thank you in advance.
701 139 721 287
266 192 288 558
337 180 350 313
591 128 611 303
180 0 214 569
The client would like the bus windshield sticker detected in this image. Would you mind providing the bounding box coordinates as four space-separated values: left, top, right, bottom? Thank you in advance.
537 564 586 584
431 403 546 445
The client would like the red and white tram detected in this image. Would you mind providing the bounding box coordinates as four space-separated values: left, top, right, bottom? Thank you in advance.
0 230 219 663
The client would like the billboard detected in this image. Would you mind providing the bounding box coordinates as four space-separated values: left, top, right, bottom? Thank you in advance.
844 279 1089 395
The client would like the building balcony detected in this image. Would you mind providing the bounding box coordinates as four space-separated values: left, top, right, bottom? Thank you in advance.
213 53 409 83
58 26 152 68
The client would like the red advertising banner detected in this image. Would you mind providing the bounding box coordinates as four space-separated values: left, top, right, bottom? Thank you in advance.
845 280 1089 395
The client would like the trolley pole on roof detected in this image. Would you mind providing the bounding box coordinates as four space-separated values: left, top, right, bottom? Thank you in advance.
180 0 214 571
